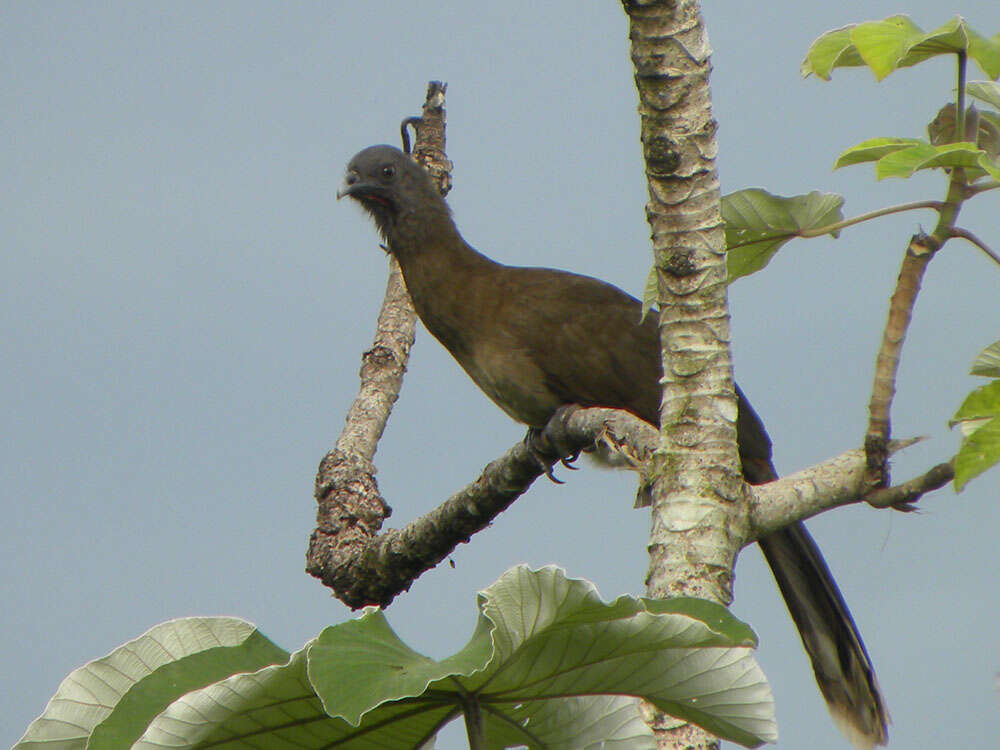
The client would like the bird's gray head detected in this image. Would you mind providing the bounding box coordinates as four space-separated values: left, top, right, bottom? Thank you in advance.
337 145 442 239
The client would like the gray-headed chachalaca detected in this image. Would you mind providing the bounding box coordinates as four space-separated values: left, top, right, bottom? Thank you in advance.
338 144 889 748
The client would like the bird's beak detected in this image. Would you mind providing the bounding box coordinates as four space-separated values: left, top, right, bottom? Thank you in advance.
337 175 392 208
336 170 360 200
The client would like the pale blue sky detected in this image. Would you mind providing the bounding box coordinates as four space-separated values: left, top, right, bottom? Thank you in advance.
4 3 999 747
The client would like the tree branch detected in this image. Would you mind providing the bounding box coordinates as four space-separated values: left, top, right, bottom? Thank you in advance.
750 439 948 537
864 459 955 510
864 98 973 490
623 0 743 597
308 231 951 610
308 405 644 608
864 233 939 488
306 82 453 601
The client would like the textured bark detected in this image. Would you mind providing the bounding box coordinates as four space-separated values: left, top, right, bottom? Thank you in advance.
749 439 938 536
864 134 967 492
307 82 452 604
310 403 636 608
623 2 741 747
864 233 938 489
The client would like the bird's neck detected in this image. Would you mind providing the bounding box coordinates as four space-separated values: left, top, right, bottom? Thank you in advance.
387 206 497 358
388 205 495 289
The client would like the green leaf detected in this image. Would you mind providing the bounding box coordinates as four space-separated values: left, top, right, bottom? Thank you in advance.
13 617 287 750
19 568 776 749
927 105 1000 160
969 81 1000 111
979 111 1000 159
835 137 927 169
467 566 774 748
954 415 1000 490
967 28 1000 80
874 141 1000 180
135 648 445 749
486 694 656 750
971 339 1000 377
308 606 493 726
802 16 1000 81
723 189 845 282
800 25 863 80
850 15 925 81
951 379 1000 491
951 381 1000 425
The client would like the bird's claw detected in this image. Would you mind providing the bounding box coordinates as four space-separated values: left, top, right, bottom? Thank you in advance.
560 451 581 469
524 427 565 483
540 459 565 484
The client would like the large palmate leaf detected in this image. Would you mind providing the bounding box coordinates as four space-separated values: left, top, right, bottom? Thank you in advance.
639 189 845 300
834 138 927 168
953 414 1000 491
875 141 1000 180
970 339 1000 378
14 617 288 750
951 341 1000 491
969 81 1000 111
16 567 777 749
723 189 845 282
836 138 1000 181
802 16 1000 81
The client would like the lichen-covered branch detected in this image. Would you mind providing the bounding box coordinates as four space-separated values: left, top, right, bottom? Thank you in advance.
750 440 951 536
306 82 452 601
309 405 641 608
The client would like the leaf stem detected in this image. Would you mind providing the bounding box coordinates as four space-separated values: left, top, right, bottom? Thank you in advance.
955 51 967 142
725 199 943 252
949 226 1000 267
797 199 943 238
461 694 486 750
966 180 999 197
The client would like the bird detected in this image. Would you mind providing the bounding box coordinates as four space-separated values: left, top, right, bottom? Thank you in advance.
338 143 889 748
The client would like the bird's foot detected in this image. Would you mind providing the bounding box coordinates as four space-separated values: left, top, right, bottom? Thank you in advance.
524 427 565 483
524 405 584 483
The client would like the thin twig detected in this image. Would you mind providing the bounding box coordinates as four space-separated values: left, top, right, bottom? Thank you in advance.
865 460 955 510
949 226 1000 267
955 51 967 145
965 180 999 197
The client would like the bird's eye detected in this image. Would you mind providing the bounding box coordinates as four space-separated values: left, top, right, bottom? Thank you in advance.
381 165 395 179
